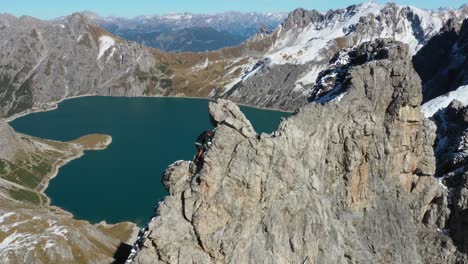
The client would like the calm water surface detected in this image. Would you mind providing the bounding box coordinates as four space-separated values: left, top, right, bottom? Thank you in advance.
10 97 291 225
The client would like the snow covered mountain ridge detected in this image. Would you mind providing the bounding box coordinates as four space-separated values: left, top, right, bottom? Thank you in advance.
222 2 468 110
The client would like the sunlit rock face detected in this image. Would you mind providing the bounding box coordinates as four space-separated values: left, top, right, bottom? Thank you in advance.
131 40 466 264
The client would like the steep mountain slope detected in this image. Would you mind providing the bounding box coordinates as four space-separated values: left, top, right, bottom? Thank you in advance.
157 2 468 111
130 40 464 263
0 13 170 118
0 120 137 264
83 12 287 52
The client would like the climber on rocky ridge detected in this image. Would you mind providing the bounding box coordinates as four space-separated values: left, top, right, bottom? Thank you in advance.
193 130 214 164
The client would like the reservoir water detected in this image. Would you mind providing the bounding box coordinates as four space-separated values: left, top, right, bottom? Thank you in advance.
10 97 291 225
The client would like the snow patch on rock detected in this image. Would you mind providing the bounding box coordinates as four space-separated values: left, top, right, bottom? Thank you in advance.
421 85 468 117
97 35 116 60
0 212 15 224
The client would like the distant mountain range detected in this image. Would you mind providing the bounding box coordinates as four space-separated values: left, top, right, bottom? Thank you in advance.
2 3 467 119
55 11 288 52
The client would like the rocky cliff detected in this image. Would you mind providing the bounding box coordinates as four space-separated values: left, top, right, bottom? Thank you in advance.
129 40 465 263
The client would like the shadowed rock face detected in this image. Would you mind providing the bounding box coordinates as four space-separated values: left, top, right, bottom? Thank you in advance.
413 19 468 103
130 40 464 263
431 100 468 255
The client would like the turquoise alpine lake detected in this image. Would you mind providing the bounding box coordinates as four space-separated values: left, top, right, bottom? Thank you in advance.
10 97 292 226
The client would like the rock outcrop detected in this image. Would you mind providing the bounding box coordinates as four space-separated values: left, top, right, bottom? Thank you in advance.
130 40 462 263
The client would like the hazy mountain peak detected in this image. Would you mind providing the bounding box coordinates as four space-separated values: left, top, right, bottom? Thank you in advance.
85 11 288 52
79 10 102 20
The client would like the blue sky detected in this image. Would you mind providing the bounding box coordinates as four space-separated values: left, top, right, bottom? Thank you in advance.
1 0 466 19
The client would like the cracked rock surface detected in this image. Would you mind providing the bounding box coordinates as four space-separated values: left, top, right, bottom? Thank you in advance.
131 40 463 263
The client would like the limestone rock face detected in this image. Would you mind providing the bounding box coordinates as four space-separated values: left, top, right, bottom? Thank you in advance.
131 40 460 263
208 99 256 138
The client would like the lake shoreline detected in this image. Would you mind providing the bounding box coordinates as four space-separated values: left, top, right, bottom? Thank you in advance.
28 133 139 243
5 94 95 123
5 94 294 123
36 134 141 241
38 134 113 198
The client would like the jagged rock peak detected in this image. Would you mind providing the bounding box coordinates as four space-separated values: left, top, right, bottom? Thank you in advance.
66 12 90 24
280 7 323 30
208 99 256 138
427 98 468 256
459 18 468 46
249 24 273 41
65 12 103 30
130 39 459 263
280 2 382 31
